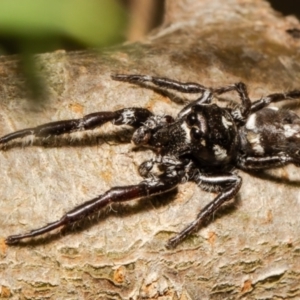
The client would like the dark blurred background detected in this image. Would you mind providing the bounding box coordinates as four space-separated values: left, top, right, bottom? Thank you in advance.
269 0 300 18
0 0 298 56
122 0 300 42
0 0 298 101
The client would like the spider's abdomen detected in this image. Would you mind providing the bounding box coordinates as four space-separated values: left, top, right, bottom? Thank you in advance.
240 107 300 163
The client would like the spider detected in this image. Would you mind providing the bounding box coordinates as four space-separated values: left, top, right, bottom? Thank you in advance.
2 74 300 248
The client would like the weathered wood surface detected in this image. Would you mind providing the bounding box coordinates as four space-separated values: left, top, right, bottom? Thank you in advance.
1 0 300 299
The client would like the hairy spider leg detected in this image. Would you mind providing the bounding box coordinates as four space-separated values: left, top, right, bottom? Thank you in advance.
0 108 153 144
112 74 209 94
112 75 253 121
167 173 242 248
250 90 300 113
237 155 295 170
214 82 252 122
112 74 216 118
6 174 181 244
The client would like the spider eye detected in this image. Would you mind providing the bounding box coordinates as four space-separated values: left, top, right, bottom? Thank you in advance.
186 113 197 127
190 128 203 140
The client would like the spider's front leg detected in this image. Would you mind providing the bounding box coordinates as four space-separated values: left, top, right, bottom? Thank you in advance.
112 74 208 94
167 172 242 248
0 107 153 145
112 74 217 118
6 174 181 245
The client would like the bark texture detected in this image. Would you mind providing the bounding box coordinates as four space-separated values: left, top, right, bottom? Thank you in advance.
1 0 300 299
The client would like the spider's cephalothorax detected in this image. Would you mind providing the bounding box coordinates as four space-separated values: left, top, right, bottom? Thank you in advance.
2 74 300 248
133 103 239 167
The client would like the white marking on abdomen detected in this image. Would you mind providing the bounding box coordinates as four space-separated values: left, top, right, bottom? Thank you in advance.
283 124 300 138
247 132 264 155
246 113 257 131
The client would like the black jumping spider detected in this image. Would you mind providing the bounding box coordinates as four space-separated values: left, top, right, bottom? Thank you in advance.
2 74 300 248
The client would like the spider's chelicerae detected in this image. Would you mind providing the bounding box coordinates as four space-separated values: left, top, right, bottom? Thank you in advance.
2 74 300 248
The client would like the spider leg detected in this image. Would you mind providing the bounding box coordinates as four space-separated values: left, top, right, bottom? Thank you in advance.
0 108 153 145
112 74 208 94
112 74 217 118
214 82 252 122
237 155 294 170
176 81 252 118
167 173 242 248
251 90 300 113
177 90 214 117
6 174 181 245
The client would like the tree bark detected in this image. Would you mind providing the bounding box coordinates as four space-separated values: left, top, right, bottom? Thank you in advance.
1 0 300 299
